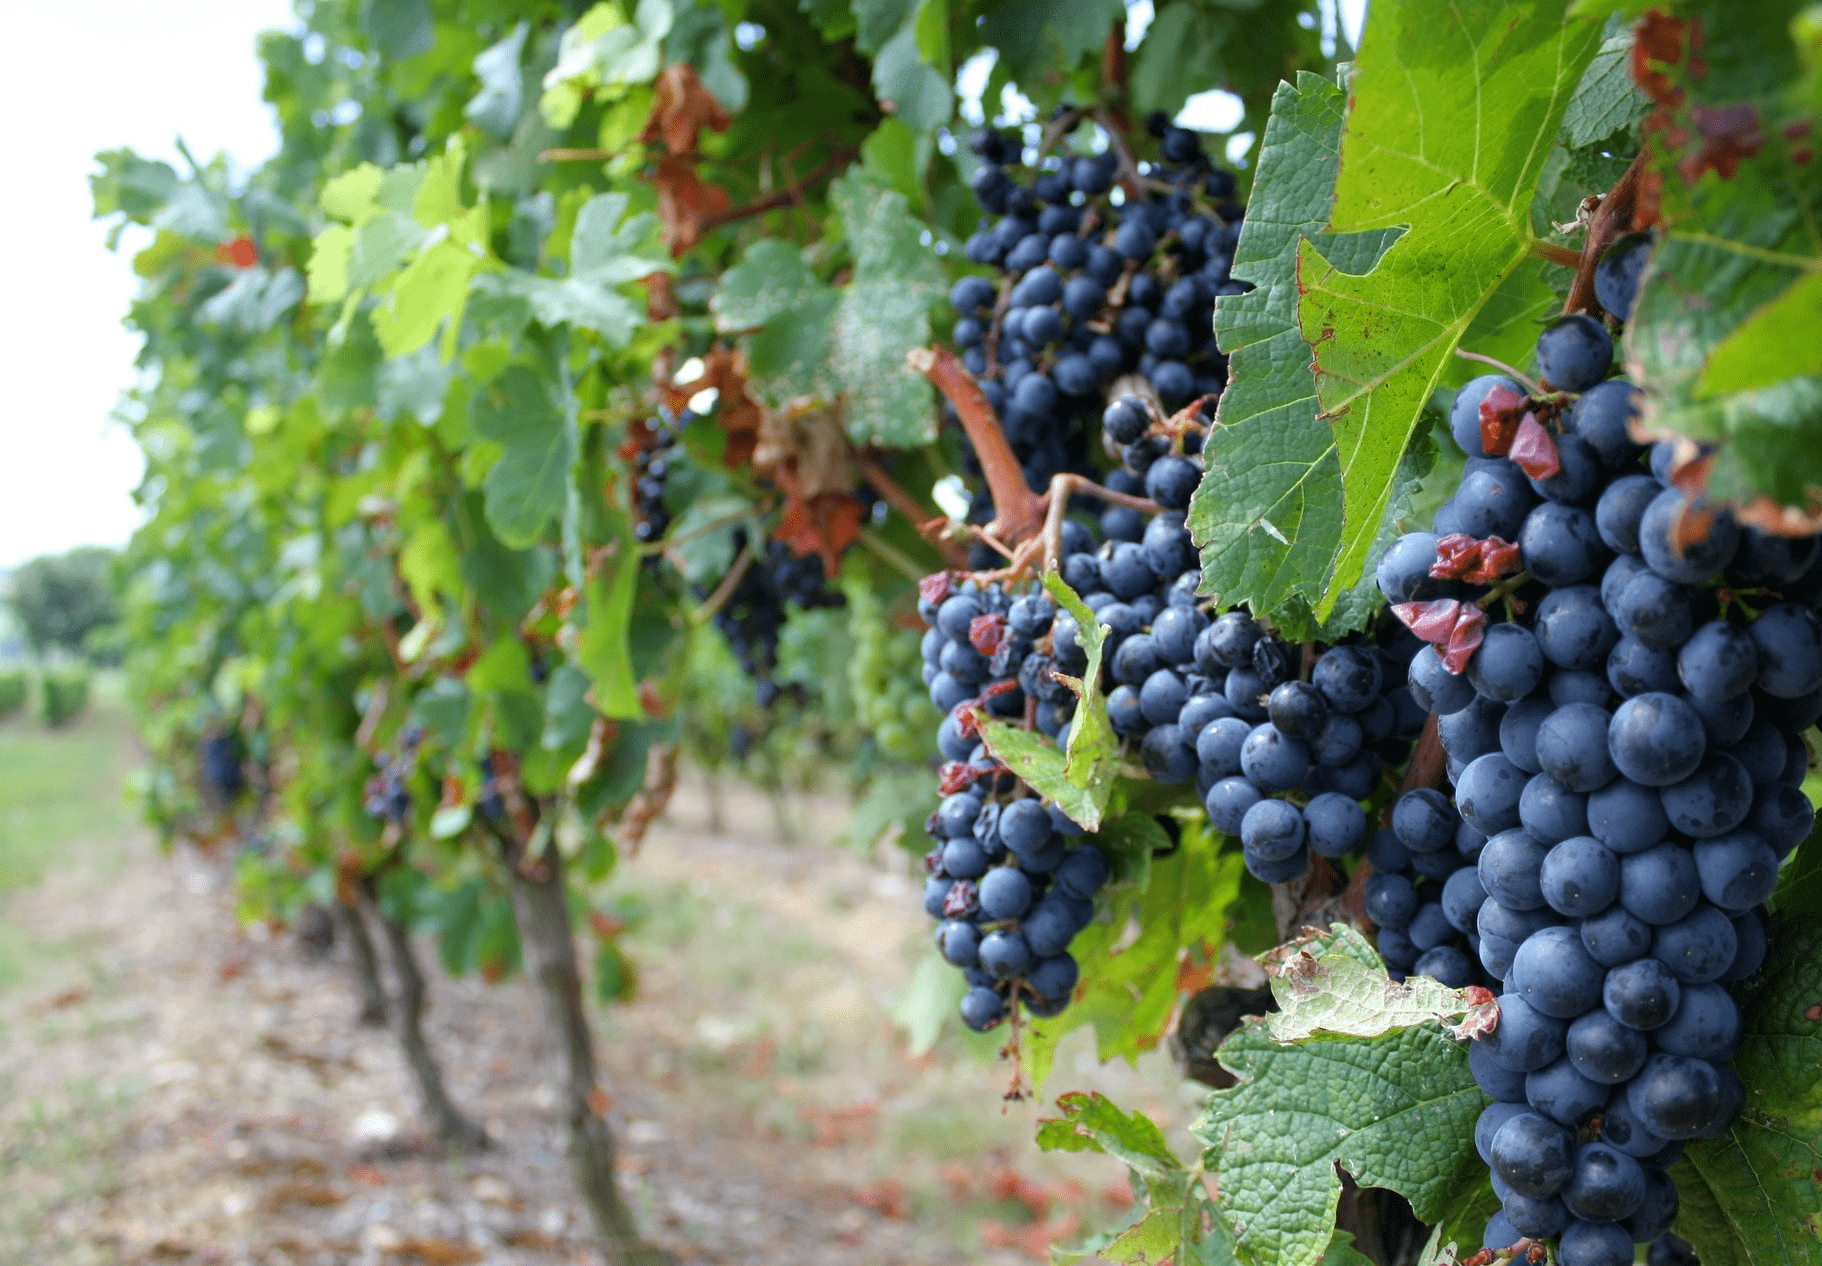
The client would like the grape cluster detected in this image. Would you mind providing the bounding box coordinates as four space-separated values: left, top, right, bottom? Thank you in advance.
921 782 1112 1032
631 411 684 561
1362 786 1497 990
363 723 424 825
847 579 940 764
703 532 846 708
1380 304 1820 1265
948 119 1245 567
201 731 246 801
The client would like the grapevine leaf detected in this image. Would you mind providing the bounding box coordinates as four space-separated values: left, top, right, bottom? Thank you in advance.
1047 568 1120 825
1416 1176 1502 1266
1701 269 1822 396
891 952 965 1057
1195 71 1404 634
1772 814 1822 919
1620 1 1822 511
828 169 944 447
465 22 530 141
712 179 941 445
1021 820 1244 1093
1196 938 1489 1266
1298 0 1601 616
575 546 644 721
469 367 572 549
1037 1090 1181 1179
1561 29 1648 146
1264 924 1496 1042
1672 913 1822 1266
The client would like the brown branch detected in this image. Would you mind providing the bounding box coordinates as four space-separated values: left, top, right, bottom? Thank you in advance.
539 147 616 163
1038 472 1160 571
1092 107 1150 202
691 534 758 624
700 145 860 233
1102 24 1129 103
1564 149 1649 318
909 346 1046 543
854 450 971 568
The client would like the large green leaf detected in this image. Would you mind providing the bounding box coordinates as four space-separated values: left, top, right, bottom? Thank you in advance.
1673 913 1822 1266
1297 0 1601 615
712 171 943 447
574 545 644 720
1624 0 1822 510
469 367 572 548
1195 931 1489 1266
1195 71 1397 630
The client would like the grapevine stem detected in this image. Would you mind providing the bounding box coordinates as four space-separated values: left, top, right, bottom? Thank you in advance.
1453 349 1546 397
639 502 768 555
1039 472 1161 571
1475 569 1533 609
856 527 930 583
691 535 758 625
1564 150 1648 318
700 143 860 233
909 346 1047 543
853 450 971 568
1527 239 1584 268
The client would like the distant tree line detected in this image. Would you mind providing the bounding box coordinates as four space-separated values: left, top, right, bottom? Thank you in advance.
5 546 121 660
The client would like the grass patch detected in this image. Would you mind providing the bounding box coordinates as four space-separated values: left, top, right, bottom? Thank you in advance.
0 670 138 894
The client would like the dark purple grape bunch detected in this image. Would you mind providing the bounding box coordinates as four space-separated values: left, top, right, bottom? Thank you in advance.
478 753 506 823
948 123 1245 567
1198 623 1427 884
631 409 687 563
1378 313 1822 1264
697 534 845 708
1099 394 1206 518
201 730 246 802
1361 786 1498 990
922 791 1112 1032
363 722 425 825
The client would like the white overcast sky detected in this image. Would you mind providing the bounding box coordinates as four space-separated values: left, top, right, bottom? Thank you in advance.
0 0 298 568
0 0 1367 570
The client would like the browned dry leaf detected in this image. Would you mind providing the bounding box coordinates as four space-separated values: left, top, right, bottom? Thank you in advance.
774 490 865 575
639 62 732 157
653 154 731 257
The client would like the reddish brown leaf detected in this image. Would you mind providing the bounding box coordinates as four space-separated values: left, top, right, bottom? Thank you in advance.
1508 414 1561 480
773 490 864 575
979 678 1019 700
937 762 978 795
588 1086 614 1116
1681 102 1766 182
348 1164 388 1187
1478 384 1531 456
1393 598 1464 644
970 612 1010 656
1431 534 1484 580
1633 11 1690 106
941 879 979 917
588 910 627 938
652 154 731 257
641 271 679 321
1464 537 1523 586
919 572 956 608
639 63 732 157
1668 498 1721 556
1442 605 1489 674
954 705 981 740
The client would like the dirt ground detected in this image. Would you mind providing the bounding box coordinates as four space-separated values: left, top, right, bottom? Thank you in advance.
0 700 1202 1266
